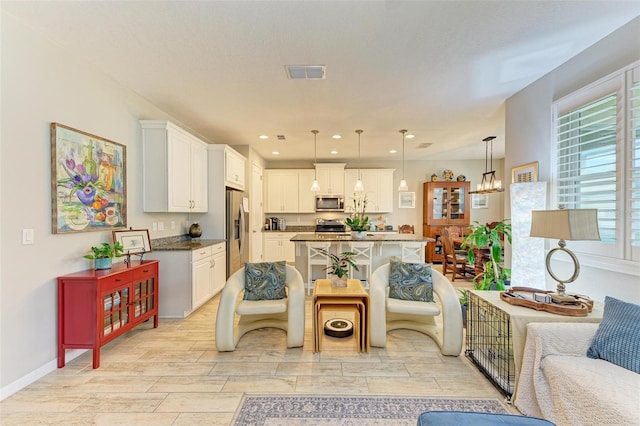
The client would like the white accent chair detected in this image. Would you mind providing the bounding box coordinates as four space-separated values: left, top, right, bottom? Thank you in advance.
215 264 305 351
348 241 374 289
306 242 331 296
369 263 463 356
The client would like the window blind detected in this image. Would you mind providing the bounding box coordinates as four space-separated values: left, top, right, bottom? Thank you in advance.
630 81 640 248
556 93 617 243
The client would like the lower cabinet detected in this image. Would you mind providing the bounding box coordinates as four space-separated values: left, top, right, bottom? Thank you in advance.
57 260 159 369
151 242 226 318
263 232 295 263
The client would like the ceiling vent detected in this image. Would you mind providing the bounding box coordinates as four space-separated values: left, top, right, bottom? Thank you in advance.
276 135 286 140
285 65 326 80
417 143 432 149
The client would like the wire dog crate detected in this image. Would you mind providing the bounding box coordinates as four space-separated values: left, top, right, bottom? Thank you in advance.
465 290 515 398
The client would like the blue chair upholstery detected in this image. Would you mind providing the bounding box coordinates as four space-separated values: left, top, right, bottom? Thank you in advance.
417 411 555 426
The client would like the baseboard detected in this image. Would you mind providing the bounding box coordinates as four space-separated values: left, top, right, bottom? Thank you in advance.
0 348 86 401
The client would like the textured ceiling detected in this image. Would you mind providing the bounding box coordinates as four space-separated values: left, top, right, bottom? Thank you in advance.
2 1 639 161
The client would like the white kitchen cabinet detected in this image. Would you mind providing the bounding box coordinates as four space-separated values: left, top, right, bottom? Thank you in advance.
141 120 208 213
225 147 246 190
315 163 346 195
297 170 316 213
264 170 300 213
150 242 226 318
263 233 295 263
344 169 395 213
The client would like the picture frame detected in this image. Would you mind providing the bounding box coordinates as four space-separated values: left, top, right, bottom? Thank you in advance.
112 229 152 255
472 194 489 209
398 191 416 209
51 123 127 233
511 161 539 183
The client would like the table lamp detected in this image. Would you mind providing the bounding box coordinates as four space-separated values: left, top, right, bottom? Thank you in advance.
529 208 600 301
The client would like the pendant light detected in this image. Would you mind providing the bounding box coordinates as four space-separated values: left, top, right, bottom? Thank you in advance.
354 130 364 193
469 136 504 194
398 129 409 191
310 130 320 192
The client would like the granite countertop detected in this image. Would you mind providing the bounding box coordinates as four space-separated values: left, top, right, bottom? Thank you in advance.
290 233 434 242
152 235 226 251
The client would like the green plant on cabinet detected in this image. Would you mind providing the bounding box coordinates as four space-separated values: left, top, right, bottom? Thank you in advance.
462 220 512 291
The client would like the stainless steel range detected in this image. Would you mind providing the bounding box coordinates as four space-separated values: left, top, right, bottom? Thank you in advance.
315 218 346 233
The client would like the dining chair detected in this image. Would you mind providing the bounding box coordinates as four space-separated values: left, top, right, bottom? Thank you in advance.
399 224 415 234
440 228 473 282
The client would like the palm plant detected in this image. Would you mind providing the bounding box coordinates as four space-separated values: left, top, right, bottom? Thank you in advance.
318 249 359 278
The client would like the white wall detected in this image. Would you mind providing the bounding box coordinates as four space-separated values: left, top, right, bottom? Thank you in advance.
0 12 196 397
505 17 640 303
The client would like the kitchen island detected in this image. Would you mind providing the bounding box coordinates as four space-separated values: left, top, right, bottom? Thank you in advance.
291 233 434 284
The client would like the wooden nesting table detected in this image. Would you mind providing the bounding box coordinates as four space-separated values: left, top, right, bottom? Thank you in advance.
312 279 370 353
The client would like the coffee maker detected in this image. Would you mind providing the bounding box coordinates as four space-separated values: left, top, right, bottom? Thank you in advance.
269 217 279 230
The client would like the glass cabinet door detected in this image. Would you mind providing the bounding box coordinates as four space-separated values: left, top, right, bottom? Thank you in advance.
102 288 129 336
134 278 155 319
432 187 447 220
449 186 466 220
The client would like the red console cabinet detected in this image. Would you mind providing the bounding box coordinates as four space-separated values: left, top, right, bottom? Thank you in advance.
57 260 159 368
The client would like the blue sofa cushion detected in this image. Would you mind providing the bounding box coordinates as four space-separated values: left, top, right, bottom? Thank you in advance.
388 260 434 302
243 261 287 301
417 411 555 425
586 296 640 374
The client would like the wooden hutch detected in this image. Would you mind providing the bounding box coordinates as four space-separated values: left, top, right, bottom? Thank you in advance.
423 181 471 263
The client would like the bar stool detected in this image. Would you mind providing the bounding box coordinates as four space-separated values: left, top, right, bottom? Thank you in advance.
347 241 374 289
401 242 426 263
306 242 331 296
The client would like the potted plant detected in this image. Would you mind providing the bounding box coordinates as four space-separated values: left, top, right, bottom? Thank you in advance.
84 241 124 270
345 195 369 239
318 249 359 287
462 220 512 291
458 289 469 328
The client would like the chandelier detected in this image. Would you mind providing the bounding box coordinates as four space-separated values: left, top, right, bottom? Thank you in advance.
470 136 504 194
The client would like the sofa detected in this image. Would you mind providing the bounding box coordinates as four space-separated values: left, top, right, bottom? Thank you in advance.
514 321 640 425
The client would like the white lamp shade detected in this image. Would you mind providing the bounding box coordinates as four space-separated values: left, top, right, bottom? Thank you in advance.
354 179 364 193
310 179 320 192
398 179 408 191
530 209 600 241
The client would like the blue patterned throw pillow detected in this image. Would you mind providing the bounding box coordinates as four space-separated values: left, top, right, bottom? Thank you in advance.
586 296 640 374
243 261 287 301
388 260 434 302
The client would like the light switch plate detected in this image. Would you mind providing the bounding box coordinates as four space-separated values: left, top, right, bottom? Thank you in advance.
22 229 34 245
158 222 164 231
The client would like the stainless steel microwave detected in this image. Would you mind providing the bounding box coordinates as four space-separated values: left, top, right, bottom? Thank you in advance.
315 195 344 212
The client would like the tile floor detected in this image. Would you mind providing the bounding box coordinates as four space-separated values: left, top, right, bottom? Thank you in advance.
0 269 517 425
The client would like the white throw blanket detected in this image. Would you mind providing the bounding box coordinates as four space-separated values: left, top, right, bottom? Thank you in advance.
514 322 640 426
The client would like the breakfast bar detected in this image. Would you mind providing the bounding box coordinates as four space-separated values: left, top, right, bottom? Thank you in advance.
291 233 434 284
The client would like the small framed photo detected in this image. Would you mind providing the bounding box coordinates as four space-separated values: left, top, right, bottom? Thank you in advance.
112 229 152 254
398 192 416 209
512 161 539 183
472 194 489 209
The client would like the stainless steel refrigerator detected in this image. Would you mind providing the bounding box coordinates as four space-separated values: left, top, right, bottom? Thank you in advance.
226 189 249 278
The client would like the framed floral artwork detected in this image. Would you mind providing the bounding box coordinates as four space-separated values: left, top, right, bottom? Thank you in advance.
51 123 127 233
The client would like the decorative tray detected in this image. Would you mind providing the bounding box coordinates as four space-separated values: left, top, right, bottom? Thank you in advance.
500 286 594 317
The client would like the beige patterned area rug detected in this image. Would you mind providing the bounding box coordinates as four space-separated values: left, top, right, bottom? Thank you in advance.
232 395 510 425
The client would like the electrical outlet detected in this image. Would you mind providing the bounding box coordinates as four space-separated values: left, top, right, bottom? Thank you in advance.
158 221 164 231
170 221 175 230
152 222 158 231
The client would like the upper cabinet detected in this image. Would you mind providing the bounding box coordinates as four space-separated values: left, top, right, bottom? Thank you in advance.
141 120 208 213
344 169 395 213
264 169 316 213
315 163 346 195
225 148 245 190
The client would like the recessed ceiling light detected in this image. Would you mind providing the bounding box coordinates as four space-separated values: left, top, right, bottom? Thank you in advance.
332 134 342 139
331 150 338 155
406 134 415 139
259 135 269 139
389 149 397 154
272 151 280 155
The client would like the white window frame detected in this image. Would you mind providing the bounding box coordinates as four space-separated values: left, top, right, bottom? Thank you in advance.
551 61 640 276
